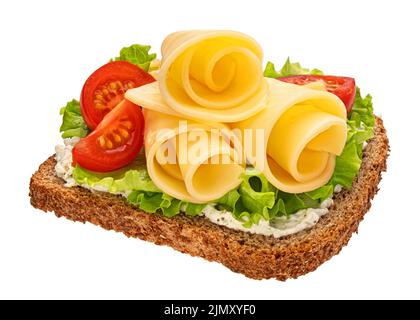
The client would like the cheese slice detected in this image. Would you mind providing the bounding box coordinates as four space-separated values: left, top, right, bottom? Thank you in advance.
232 78 347 194
125 30 268 122
144 109 244 203
303 80 327 91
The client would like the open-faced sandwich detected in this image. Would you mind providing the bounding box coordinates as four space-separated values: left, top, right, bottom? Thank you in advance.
29 30 389 280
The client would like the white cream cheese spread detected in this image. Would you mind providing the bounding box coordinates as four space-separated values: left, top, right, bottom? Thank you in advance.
55 137 79 187
203 199 332 238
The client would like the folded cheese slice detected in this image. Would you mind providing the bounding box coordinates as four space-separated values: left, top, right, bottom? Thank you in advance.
143 109 244 203
232 78 347 194
126 30 268 122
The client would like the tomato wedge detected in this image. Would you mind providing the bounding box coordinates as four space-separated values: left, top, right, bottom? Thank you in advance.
278 75 356 112
80 61 155 130
73 100 144 172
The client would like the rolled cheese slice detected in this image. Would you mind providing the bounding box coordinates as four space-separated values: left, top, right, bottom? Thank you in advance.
232 78 347 194
144 109 244 203
126 30 268 122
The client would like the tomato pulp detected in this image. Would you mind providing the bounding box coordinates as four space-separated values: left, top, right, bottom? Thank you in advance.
73 100 144 172
80 61 155 130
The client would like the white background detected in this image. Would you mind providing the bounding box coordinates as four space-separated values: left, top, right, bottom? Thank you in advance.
0 0 419 300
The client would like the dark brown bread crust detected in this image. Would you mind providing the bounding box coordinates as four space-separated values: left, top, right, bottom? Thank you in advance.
29 117 389 280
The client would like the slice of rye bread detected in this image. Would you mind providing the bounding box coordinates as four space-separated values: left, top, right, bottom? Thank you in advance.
29 117 389 281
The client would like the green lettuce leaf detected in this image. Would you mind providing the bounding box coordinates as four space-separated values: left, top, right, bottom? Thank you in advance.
127 190 205 218
349 87 375 128
330 88 375 188
216 169 333 228
264 57 323 78
113 44 157 71
306 184 334 202
184 203 207 216
239 169 276 219
217 189 240 211
127 191 184 217
59 99 89 138
72 156 160 194
330 140 362 188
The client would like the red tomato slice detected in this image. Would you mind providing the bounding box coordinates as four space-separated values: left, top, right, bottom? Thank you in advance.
80 61 155 130
73 100 144 172
278 75 356 112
